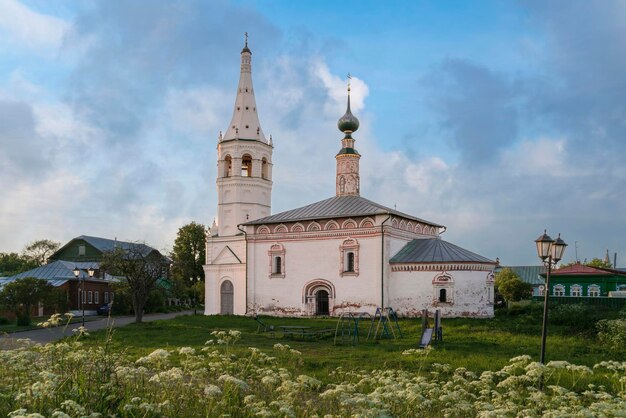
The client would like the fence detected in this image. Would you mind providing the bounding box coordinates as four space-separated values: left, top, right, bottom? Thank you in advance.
532 296 626 309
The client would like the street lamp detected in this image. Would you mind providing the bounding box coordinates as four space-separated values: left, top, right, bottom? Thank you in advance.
73 267 84 327
534 230 567 364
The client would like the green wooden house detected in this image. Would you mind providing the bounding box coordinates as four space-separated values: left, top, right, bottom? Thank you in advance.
545 264 626 297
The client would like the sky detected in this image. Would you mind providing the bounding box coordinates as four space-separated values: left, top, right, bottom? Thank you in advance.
1 0 625 266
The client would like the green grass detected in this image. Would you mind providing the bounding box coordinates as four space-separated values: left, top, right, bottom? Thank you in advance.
80 311 624 380
0 315 100 334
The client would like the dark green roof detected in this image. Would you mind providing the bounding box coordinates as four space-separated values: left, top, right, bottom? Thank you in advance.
243 195 443 227
390 238 494 264
337 148 360 155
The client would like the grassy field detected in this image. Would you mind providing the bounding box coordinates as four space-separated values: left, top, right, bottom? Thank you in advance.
2 310 624 416
80 310 622 378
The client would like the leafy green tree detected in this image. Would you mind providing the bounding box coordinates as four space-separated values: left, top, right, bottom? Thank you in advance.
495 268 533 307
0 253 37 276
170 222 206 295
586 258 612 269
22 239 61 265
0 277 55 325
101 243 168 323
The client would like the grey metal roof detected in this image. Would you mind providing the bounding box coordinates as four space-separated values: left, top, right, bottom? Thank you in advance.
78 235 156 256
390 238 494 264
243 195 443 227
496 265 545 285
7 260 115 282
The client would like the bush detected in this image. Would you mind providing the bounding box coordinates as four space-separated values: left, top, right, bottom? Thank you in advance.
0 316 10 325
597 319 626 352
16 313 31 326
549 304 603 332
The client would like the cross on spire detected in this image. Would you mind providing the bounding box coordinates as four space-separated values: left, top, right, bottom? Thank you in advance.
244 32 248 47
347 73 352 92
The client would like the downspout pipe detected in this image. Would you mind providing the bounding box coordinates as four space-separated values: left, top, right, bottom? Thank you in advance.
237 224 248 315
381 213 392 308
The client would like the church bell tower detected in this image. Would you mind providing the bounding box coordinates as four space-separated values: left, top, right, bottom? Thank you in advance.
214 35 273 236
336 80 361 196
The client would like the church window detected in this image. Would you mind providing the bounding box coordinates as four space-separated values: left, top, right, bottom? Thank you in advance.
268 243 285 278
245 106 249 110
245 125 249 129
340 238 359 276
273 257 282 274
346 252 355 272
433 272 454 305
588 284 600 297
78 245 86 256
261 158 269 179
241 155 252 177
224 155 232 177
237 107 240 111
553 284 565 296
339 176 346 193
570 284 582 297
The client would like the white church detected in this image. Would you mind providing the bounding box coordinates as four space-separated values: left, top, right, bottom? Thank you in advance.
204 40 496 318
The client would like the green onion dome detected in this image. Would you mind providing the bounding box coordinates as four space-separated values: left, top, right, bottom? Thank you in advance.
337 94 360 133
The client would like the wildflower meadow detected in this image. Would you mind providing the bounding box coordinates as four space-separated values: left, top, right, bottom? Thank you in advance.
0 314 625 417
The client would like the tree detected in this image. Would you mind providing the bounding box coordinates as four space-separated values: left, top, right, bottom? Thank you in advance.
0 277 55 325
495 268 533 307
22 239 61 266
101 243 168 323
586 258 612 269
0 253 37 276
170 222 206 296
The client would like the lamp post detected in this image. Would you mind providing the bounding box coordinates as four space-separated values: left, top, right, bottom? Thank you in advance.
534 230 567 364
73 267 84 327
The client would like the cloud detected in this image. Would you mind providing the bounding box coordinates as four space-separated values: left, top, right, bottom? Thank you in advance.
0 0 69 51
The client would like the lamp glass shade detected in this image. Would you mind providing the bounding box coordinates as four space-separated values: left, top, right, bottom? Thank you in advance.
88 267 95 277
73 267 80 278
551 234 567 262
534 230 554 260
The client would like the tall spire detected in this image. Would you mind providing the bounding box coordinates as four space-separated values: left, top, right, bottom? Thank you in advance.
336 74 361 197
222 33 266 143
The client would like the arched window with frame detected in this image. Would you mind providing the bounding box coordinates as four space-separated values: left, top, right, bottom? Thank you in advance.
261 157 269 179
224 155 232 177
433 272 454 305
588 284 600 297
570 284 582 297
241 154 252 177
268 243 285 278
340 238 359 276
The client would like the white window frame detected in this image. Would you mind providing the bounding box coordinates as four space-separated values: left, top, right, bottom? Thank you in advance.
268 243 285 278
570 284 582 297
88 291 93 304
432 272 454 305
588 284 600 297
339 238 359 277
104 292 109 304
553 284 565 297
94 291 99 304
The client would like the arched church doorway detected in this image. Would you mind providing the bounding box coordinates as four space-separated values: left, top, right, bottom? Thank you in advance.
303 280 335 316
315 290 329 315
220 280 234 314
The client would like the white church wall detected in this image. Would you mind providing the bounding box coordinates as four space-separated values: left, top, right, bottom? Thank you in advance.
247 233 384 316
389 269 494 318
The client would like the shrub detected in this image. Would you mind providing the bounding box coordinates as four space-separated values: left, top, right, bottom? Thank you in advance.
597 319 626 352
16 312 31 326
0 316 10 325
549 303 601 332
